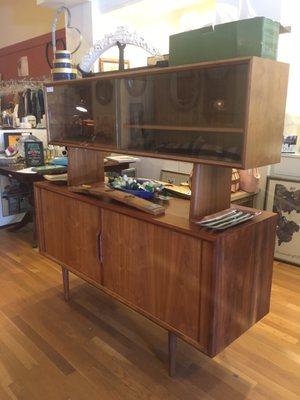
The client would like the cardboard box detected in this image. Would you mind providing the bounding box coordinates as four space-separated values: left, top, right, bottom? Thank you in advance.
169 17 281 66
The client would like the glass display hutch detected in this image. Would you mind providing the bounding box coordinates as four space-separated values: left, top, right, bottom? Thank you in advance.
45 56 288 170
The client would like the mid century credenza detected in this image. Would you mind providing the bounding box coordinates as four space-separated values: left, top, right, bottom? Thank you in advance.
35 56 289 375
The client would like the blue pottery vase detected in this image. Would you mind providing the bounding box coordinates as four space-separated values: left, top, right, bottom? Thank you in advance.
53 58 72 68
52 50 77 81
52 68 77 81
55 50 71 59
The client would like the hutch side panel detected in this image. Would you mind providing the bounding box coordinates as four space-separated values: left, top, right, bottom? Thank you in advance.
209 215 277 356
198 240 215 351
244 57 289 168
101 209 205 343
35 188 102 283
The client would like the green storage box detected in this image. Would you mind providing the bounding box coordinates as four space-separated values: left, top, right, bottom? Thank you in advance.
169 17 281 66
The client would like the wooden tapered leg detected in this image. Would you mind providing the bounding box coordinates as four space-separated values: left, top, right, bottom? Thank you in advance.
168 331 177 377
62 267 70 301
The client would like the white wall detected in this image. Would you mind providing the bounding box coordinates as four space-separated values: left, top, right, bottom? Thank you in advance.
66 2 94 66
91 0 215 55
87 0 215 178
215 0 283 23
136 157 192 180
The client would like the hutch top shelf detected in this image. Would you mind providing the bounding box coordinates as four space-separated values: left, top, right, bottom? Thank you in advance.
44 56 289 169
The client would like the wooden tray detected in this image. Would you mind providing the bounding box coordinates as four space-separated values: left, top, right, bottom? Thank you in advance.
69 183 165 216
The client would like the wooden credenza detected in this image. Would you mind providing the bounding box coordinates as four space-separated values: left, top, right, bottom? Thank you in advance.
36 56 288 375
35 181 277 362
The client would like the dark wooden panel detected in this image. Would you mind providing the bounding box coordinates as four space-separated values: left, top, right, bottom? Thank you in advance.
50 141 244 168
35 183 278 358
68 147 105 186
198 240 214 350
252 217 277 321
244 57 289 168
34 181 276 243
45 57 253 87
190 164 232 219
102 209 202 342
37 189 102 283
209 215 277 356
34 187 46 252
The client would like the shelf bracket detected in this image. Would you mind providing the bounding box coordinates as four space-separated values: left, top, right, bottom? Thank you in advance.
189 163 232 221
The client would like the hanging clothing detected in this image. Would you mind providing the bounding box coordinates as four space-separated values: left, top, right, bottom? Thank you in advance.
17 88 45 122
25 89 32 115
17 92 26 119
31 90 44 123
31 91 38 121
38 89 45 116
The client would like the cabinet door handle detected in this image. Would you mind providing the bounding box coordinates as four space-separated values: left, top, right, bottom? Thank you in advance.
99 232 103 264
97 231 103 264
96 231 101 263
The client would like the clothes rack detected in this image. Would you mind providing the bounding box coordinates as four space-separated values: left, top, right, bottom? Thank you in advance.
0 77 50 97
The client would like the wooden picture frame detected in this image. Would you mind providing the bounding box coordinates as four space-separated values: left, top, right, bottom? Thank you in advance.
264 176 300 266
3 132 22 149
99 58 130 72
160 170 190 186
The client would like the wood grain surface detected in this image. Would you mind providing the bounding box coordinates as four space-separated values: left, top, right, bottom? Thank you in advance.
67 147 105 186
69 183 166 215
102 209 202 341
35 188 102 283
210 216 277 356
0 228 299 399
189 163 232 219
243 57 289 168
35 181 275 242
35 183 278 359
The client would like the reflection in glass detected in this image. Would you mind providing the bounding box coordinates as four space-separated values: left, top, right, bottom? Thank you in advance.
45 62 248 164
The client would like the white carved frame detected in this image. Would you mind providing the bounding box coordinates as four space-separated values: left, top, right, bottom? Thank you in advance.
79 26 160 73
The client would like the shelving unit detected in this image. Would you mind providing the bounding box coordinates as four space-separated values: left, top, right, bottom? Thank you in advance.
45 56 288 170
123 124 244 133
35 55 289 376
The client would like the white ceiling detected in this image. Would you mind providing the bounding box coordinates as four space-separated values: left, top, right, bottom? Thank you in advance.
37 0 90 8
96 0 209 14
96 0 142 13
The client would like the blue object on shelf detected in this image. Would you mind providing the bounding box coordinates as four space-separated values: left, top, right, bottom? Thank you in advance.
112 187 154 200
49 157 68 166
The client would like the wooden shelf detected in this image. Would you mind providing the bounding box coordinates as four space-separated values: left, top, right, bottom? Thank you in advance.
124 124 244 133
49 139 243 168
